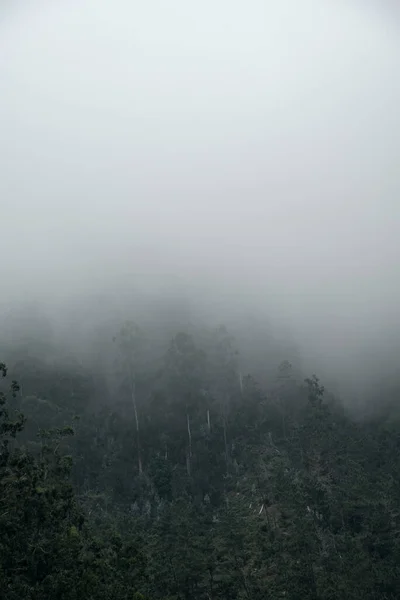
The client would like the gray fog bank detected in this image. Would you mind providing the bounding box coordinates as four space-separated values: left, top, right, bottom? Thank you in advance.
1 0 399 400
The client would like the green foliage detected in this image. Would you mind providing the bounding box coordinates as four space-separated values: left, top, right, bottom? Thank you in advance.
2 322 400 599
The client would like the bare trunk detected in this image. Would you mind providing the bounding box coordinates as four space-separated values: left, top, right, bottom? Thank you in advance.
220 393 229 475
186 451 191 476
207 409 211 433
223 415 229 475
129 366 142 475
187 412 192 456
133 400 142 474
186 411 192 476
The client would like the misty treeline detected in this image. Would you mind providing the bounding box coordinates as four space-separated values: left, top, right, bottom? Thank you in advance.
1 305 400 600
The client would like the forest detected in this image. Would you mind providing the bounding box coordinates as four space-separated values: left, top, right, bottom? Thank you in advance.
1 4 399 598
1 307 400 600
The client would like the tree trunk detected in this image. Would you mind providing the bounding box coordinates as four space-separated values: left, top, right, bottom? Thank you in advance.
186 411 192 476
238 371 243 395
129 366 142 475
219 393 229 476
223 415 229 476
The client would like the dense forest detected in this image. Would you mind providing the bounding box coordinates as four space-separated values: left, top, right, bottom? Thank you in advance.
1 311 400 600
2 0 399 597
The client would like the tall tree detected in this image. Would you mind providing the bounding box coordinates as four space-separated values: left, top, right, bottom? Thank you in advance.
207 326 241 476
164 332 205 476
113 321 145 475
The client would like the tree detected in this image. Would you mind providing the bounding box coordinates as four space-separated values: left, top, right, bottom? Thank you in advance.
113 321 145 475
0 364 84 598
207 326 241 476
164 332 206 477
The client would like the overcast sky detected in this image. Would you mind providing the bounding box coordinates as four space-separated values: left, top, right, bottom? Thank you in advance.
1 0 399 373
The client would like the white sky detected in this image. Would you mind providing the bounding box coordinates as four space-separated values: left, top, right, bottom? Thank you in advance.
0 0 399 374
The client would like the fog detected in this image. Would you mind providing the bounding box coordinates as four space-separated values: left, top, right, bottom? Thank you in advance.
1 0 399 400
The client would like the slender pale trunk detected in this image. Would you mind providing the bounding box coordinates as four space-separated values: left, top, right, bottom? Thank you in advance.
219 393 229 475
186 411 192 476
207 409 211 433
223 414 229 475
282 408 287 440
129 364 142 475
187 412 192 456
186 451 191 476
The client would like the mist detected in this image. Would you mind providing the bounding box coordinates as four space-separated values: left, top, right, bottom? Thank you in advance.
1 0 399 402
